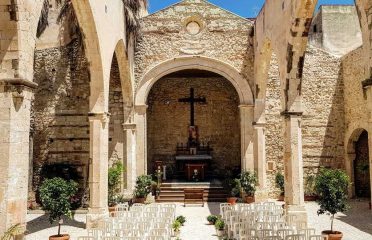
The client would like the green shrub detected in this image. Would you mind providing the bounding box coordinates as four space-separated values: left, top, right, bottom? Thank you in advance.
108 161 125 206
240 171 258 196
315 168 350 232
304 173 317 196
39 177 78 236
172 220 182 232
215 219 225 230
206 215 218 224
275 172 285 195
134 175 152 198
176 215 186 226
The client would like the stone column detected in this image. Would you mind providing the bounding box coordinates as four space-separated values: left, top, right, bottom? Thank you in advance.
135 105 148 176
86 112 110 229
253 122 267 201
0 79 37 236
123 122 136 193
282 112 307 223
239 105 255 171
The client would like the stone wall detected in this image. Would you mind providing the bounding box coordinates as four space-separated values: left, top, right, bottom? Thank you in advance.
31 39 90 199
147 74 241 177
264 45 345 196
134 0 254 90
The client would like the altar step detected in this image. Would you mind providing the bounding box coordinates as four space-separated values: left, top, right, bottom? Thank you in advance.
156 181 229 203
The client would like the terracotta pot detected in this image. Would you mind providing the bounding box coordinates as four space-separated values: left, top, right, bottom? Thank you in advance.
322 231 343 240
304 195 318 201
134 197 145 203
278 195 285 201
49 234 70 240
108 206 116 213
245 196 255 204
216 229 224 237
227 197 238 205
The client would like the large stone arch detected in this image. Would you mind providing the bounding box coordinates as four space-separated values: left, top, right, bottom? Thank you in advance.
135 56 254 106
134 56 255 178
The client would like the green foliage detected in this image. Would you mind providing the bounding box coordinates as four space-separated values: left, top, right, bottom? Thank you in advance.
315 168 350 231
207 215 218 224
304 173 317 196
223 176 241 198
172 220 182 232
176 215 186 226
108 161 125 206
240 171 258 196
1 224 24 240
134 175 152 198
215 219 225 230
275 172 285 195
39 177 78 224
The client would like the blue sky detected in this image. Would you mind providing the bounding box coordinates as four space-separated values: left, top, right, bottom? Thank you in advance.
148 0 355 18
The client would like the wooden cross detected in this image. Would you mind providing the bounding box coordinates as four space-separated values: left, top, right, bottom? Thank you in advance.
179 88 206 126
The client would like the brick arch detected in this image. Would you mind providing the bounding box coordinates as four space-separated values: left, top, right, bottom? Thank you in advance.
135 56 254 106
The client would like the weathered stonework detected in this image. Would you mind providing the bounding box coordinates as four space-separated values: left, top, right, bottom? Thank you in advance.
134 0 254 91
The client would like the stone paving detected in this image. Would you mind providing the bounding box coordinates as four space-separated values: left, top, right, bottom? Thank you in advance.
25 200 372 240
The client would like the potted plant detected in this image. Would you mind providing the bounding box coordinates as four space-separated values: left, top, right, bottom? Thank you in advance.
108 161 125 212
39 178 78 240
240 171 258 204
214 219 225 237
176 215 186 226
226 178 241 205
1 224 25 240
133 175 152 203
207 215 218 225
275 172 285 201
304 173 317 201
315 168 350 240
172 220 182 237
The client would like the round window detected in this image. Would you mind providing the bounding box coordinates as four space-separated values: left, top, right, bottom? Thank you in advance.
186 21 201 35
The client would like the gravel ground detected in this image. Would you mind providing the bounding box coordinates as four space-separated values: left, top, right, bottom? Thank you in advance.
25 200 372 240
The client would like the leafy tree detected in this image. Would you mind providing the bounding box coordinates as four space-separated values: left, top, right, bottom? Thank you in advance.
315 168 350 232
275 172 285 196
134 175 152 198
240 171 258 197
39 178 78 237
108 161 125 206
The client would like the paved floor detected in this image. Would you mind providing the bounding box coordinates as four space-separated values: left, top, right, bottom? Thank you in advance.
25 200 372 240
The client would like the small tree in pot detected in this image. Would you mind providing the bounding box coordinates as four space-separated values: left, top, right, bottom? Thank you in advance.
240 171 258 204
108 161 125 210
315 168 350 240
133 175 152 203
39 178 78 240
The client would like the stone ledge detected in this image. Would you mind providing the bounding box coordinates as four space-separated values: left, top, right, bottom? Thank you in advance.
0 78 38 89
280 110 303 117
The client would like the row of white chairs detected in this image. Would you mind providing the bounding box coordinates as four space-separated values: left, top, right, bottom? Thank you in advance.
78 203 177 240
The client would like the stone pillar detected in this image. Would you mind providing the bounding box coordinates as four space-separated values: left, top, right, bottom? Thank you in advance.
362 81 372 206
0 79 37 236
86 113 110 229
135 105 148 176
253 123 268 201
239 105 255 171
123 122 136 193
282 112 307 223
345 153 356 198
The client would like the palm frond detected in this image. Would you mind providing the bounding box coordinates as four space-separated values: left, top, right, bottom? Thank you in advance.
56 0 81 41
36 0 50 38
122 0 148 46
1 224 25 240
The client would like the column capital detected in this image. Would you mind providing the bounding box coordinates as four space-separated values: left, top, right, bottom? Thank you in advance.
135 105 148 115
0 78 38 92
123 122 136 131
88 112 110 123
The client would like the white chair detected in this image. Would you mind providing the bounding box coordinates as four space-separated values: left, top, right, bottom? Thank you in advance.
102 237 120 240
285 234 306 240
277 229 294 239
146 236 167 240
263 236 282 240
256 229 274 238
298 228 316 239
240 236 258 240
309 235 328 240
77 237 97 240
